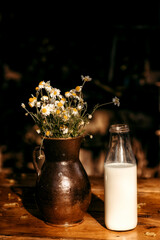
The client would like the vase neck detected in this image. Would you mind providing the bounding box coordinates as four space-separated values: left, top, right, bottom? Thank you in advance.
43 137 83 162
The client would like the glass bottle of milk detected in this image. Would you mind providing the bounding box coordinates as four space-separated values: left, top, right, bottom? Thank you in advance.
104 124 137 231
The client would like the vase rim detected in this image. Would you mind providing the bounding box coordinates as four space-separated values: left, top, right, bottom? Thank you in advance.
42 135 84 141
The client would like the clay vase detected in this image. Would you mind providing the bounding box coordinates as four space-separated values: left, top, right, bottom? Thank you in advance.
33 136 91 226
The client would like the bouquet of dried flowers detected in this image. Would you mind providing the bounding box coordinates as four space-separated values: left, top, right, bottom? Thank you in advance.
21 75 120 139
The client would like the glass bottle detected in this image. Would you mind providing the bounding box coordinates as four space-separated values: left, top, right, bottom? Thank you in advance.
104 124 137 231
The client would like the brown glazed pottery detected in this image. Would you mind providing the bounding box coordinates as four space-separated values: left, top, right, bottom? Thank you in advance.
33 136 91 226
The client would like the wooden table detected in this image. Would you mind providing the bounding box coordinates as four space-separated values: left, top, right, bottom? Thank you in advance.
0 172 160 240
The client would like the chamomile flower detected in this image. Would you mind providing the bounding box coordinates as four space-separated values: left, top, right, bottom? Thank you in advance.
72 108 79 116
79 120 85 126
41 96 49 102
46 130 51 137
28 97 37 108
61 97 66 103
71 91 77 97
40 105 51 116
35 86 39 91
56 109 61 115
21 103 25 108
45 81 52 92
36 102 41 108
63 115 68 121
56 101 64 108
75 86 82 92
36 129 41 134
70 90 80 100
50 88 61 98
88 114 92 119
60 125 69 135
77 105 82 110
62 109 70 120
38 81 45 89
112 96 120 107
65 91 71 98
81 75 92 82
48 104 55 113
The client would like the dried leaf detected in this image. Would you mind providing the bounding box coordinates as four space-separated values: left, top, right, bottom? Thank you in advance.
20 214 28 219
138 202 146 208
8 179 16 184
145 231 156 237
21 173 26 178
17 197 22 202
8 193 15 200
3 202 19 208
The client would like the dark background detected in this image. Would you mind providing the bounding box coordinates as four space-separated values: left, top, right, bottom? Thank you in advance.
0 3 159 174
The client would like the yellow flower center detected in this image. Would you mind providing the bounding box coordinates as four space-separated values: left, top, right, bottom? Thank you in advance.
56 109 61 115
57 102 63 107
75 86 81 92
35 87 39 91
63 115 68 120
39 81 44 85
29 98 33 103
46 131 50 136
42 108 47 113
72 93 76 96
73 108 77 112
54 91 57 95
29 97 37 103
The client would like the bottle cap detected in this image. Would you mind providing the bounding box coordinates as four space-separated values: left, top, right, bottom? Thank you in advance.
109 124 130 133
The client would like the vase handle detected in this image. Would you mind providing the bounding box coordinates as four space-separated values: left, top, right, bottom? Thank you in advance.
33 146 45 176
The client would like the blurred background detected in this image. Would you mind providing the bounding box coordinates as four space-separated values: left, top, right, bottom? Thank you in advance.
0 3 159 177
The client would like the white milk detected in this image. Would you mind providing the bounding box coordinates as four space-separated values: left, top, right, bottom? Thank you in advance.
104 162 137 231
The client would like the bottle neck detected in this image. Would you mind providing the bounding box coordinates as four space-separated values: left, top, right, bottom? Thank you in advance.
106 124 136 164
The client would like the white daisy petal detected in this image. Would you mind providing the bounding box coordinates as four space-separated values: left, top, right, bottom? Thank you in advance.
112 97 120 107
38 81 45 89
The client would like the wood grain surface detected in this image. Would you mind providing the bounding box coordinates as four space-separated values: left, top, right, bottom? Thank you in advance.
0 173 160 239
